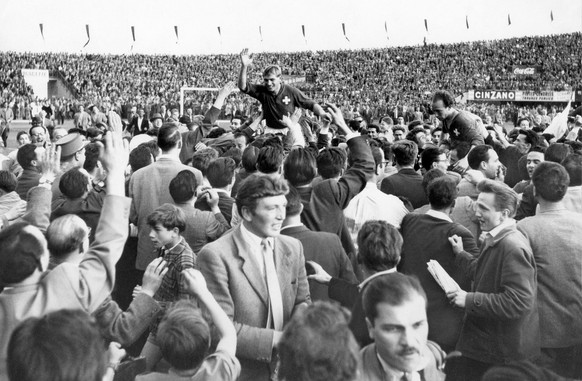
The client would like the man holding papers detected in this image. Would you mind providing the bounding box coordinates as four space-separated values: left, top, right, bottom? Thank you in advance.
446 180 539 381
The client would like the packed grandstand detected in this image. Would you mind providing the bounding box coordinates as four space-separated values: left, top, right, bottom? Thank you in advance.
1 32 581 126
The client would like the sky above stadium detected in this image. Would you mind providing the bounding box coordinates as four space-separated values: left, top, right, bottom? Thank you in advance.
0 0 580 55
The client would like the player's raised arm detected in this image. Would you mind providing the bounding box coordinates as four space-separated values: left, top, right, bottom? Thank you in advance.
238 48 253 92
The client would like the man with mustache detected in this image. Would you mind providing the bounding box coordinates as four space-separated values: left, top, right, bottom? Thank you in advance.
360 273 446 381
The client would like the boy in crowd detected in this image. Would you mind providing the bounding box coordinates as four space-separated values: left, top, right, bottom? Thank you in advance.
140 203 196 370
137 269 240 381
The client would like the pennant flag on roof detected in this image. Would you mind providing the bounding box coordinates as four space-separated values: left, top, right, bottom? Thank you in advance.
83 25 90 48
466 15 469 29
507 14 511 25
342 23 350 42
424 19 428 32
39 23 44 41
550 10 554 22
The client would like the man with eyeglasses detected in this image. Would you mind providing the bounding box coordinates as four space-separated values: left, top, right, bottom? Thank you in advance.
238 48 328 134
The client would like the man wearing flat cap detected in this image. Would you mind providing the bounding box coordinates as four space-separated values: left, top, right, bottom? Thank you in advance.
51 133 88 201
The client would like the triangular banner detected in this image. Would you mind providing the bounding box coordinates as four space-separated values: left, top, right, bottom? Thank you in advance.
550 10 554 22
385 21 389 40
466 16 469 29
217 26 221 36
424 19 428 32
39 23 44 41
131 26 136 41
259 26 263 42
83 24 90 48
174 26 179 42
507 14 511 25
342 23 350 42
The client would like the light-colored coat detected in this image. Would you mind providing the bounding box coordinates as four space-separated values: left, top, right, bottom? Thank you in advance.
129 156 202 269
198 225 310 381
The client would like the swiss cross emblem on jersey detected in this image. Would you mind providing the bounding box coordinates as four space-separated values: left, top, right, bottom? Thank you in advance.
282 96 291 105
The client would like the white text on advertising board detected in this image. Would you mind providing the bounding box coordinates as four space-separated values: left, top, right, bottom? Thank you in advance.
474 91 516 100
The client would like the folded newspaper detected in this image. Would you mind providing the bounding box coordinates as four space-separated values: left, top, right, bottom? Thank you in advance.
427 260 460 294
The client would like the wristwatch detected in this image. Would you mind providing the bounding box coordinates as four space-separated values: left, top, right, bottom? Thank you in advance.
38 176 55 185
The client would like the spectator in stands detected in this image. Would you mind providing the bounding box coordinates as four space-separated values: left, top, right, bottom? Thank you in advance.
457 145 502 199
169 170 229 253
140 203 196 370
136 269 240 381
278 302 360 381
517 162 582 378
195 157 236 223
561 153 582 213
15 144 43 200
360 273 446 380
198 174 310 381
381 140 428 209
0 131 129 380
281 186 356 302
399 176 479 352
344 145 409 242
7 309 126 381
447 180 539 380
191 148 219 187
130 123 203 272
0 171 26 224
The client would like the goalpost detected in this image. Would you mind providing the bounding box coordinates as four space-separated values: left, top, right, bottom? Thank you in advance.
179 86 240 117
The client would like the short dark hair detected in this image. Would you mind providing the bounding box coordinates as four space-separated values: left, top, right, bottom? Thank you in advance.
8 309 107 381
157 124 181 151
59 168 89 199
0 170 17 193
518 129 539 149
317 147 347 179
545 143 571 163
157 301 210 371
420 147 445 171
422 168 446 196
467 144 492 170
147 203 186 233
362 273 427 321
562 153 582 186
278 301 359 381
516 117 531 127
169 170 198 204
393 126 405 134
16 131 29 142
47 215 88 262
0 222 45 284
16 144 38 169
428 176 458 209
284 148 317 186
82 142 101 173
206 127 226 139
284 186 303 216
236 175 289 216
191 148 219 177
256 146 284 174
207 157 236 188
221 147 242 167
241 146 259 173
477 179 518 217
357 220 402 272
406 126 426 145
531 162 570 202
432 90 455 108
129 145 153 172
392 140 418 167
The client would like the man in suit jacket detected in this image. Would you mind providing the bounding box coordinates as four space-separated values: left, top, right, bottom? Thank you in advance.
198 175 310 381
0 133 130 381
129 107 150 135
280 186 357 302
399 176 479 352
517 162 582 378
381 140 428 209
129 123 203 270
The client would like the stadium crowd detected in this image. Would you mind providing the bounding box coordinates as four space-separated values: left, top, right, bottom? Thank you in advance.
1 32 582 381
1 32 581 125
